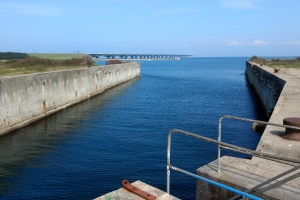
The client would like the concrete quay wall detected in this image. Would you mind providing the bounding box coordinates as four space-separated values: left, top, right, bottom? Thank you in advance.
196 61 300 200
245 61 285 118
0 63 140 136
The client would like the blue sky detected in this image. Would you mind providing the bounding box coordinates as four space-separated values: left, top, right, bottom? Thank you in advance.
0 0 299 57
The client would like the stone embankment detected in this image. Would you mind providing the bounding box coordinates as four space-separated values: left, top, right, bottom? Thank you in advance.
0 63 140 136
197 61 300 199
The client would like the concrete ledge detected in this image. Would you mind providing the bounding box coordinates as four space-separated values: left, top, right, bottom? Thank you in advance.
245 61 286 118
197 156 300 200
255 64 300 158
95 181 179 200
197 63 300 199
0 63 140 136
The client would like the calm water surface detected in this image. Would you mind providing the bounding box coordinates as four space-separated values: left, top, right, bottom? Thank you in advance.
0 58 266 199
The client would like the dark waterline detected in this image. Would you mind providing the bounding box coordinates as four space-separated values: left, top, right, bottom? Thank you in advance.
0 57 266 199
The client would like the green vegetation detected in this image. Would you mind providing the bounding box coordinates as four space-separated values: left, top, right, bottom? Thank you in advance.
0 56 95 77
0 52 29 60
250 55 300 69
28 53 86 60
105 59 130 65
249 55 267 65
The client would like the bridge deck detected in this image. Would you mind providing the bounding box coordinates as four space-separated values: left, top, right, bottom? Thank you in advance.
88 53 192 60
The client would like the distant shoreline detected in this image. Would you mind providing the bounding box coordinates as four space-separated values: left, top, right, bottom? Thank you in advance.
93 58 181 61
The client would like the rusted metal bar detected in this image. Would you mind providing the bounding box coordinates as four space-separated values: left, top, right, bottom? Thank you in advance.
283 117 300 141
122 180 156 200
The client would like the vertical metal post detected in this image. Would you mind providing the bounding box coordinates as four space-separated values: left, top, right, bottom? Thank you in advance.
167 130 173 194
217 117 223 172
167 164 170 194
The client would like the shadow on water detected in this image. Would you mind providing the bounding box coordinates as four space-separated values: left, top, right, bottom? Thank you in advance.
0 58 267 200
218 74 267 160
244 75 268 121
0 77 140 196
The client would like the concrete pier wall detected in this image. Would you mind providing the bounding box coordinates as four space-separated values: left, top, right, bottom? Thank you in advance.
0 63 140 136
245 61 285 118
196 61 300 200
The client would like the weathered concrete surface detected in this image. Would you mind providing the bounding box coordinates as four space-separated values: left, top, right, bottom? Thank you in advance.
197 156 300 200
197 62 300 200
94 180 179 200
0 63 140 136
254 63 300 159
245 62 286 119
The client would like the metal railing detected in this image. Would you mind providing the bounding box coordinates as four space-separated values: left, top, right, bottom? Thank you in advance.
217 115 300 172
167 115 300 200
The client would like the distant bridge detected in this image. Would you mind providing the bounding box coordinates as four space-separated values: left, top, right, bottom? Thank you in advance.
88 53 192 60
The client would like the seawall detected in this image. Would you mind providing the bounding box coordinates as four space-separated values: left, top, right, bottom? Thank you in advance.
245 61 285 118
196 61 300 199
0 63 140 136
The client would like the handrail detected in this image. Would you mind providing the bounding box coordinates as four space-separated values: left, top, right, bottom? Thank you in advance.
169 165 262 200
167 127 300 199
217 115 300 172
167 129 263 199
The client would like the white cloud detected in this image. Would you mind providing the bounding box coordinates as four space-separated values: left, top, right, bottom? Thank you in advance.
284 41 300 45
221 0 263 9
226 40 269 46
0 3 63 16
227 41 245 46
248 40 269 45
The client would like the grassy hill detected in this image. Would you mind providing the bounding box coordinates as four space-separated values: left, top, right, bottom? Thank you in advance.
250 56 300 69
0 53 95 77
28 53 86 60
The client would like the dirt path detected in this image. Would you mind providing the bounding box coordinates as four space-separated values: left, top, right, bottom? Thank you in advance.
281 68 300 78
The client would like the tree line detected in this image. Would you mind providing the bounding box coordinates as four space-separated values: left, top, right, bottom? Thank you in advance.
0 52 29 60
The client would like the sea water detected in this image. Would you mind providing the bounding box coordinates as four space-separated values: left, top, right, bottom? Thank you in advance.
0 57 266 199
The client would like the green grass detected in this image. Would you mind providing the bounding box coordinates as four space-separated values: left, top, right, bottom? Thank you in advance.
250 56 300 69
0 64 88 77
266 62 300 69
0 55 95 77
28 53 87 60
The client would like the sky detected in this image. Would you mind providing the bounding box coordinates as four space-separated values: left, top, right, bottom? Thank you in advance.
0 0 299 57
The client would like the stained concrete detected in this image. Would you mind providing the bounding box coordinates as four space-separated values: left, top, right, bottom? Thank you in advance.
254 64 300 159
94 181 179 200
197 156 300 200
197 62 300 200
245 62 286 119
0 63 140 136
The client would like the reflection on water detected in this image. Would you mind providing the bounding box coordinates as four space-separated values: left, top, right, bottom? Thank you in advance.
0 58 265 200
0 77 140 199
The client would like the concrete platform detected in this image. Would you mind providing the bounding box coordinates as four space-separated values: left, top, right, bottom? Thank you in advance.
197 156 300 199
95 180 179 200
255 65 300 159
197 64 300 199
